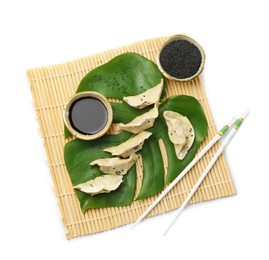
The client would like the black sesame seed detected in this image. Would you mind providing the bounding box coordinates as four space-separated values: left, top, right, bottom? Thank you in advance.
159 40 202 79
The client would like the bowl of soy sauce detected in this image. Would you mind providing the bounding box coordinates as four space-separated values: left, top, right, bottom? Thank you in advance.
63 91 113 140
157 34 206 81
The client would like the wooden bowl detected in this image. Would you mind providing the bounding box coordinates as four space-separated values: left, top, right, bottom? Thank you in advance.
157 34 206 81
63 91 113 140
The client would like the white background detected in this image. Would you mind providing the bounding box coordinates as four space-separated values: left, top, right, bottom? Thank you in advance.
1 0 268 259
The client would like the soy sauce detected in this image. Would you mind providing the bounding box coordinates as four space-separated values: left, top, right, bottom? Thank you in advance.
69 97 108 135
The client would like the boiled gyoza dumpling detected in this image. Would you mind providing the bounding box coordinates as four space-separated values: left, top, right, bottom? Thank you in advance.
117 106 158 134
73 175 123 196
90 153 139 175
123 79 163 109
103 131 152 158
163 111 195 160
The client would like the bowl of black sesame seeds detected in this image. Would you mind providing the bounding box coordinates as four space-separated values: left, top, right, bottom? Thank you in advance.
157 34 205 81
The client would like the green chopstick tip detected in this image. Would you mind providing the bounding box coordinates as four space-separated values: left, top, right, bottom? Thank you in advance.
234 109 249 129
218 125 229 136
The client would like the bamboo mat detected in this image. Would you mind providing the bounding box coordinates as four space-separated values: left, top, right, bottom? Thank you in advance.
27 36 235 239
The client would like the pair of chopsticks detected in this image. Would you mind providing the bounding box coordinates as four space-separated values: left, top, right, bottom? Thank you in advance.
131 109 249 235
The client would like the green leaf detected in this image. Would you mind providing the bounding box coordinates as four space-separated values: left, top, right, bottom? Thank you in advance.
63 53 208 211
136 136 164 200
76 52 165 99
157 95 208 184
64 131 137 213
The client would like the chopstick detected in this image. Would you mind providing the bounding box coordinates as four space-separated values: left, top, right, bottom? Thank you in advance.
163 110 249 236
131 116 237 230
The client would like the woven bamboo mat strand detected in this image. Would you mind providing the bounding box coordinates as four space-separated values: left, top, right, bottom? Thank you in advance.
27 36 235 239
